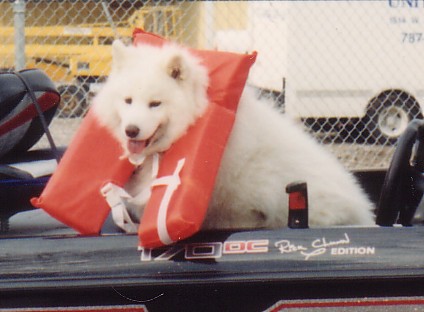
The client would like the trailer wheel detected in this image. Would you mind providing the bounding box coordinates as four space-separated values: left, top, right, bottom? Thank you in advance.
57 84 87 118
364 91 422 144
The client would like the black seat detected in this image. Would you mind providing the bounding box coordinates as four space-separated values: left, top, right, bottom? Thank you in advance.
0 69 61 233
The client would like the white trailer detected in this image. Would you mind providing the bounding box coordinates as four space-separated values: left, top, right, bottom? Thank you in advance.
216 1 424 143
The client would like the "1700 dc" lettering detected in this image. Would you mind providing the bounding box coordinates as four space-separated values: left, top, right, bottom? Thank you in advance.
138 239 269 261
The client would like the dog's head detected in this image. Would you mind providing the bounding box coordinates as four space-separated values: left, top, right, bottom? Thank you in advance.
93 40 209 164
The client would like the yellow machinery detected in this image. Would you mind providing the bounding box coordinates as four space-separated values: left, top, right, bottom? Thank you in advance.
0 6 182 117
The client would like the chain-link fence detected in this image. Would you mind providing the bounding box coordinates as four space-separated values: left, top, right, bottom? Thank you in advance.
1 0 423 171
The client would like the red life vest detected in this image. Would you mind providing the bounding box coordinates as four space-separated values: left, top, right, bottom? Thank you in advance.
31 109 134 234
32 29 256 247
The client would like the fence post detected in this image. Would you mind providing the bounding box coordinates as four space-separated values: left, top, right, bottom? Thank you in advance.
13 0 26 71
101 2 118 39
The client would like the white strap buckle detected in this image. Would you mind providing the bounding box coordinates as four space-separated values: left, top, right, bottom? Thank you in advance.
101 182 138 233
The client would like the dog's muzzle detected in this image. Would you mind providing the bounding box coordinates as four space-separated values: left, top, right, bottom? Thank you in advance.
124 123 165 156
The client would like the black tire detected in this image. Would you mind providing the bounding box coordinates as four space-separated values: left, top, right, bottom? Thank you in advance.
57 84 87 118
364 91 422 145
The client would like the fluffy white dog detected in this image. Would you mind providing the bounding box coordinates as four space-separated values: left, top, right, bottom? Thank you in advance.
93 40 375 230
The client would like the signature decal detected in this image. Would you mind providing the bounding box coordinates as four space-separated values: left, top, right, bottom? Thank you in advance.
275 233 375 260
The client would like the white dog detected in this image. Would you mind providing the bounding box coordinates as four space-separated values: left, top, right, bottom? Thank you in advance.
93 40 375 230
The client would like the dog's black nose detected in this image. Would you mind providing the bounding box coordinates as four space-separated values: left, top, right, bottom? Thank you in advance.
125 125 140 138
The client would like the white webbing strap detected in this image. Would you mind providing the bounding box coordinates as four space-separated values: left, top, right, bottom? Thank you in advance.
100 154 185 244
152 153 160 178
100 182 139 233
151 158 186 245
101 153 159 233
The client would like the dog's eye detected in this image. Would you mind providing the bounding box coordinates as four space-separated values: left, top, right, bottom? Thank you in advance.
149 101 162 108
124 97 132 105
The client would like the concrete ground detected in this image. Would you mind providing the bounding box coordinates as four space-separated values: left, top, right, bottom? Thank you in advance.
6 208 76 236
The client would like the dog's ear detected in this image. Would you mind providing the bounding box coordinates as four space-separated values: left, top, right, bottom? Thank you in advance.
167 55 185 81
111 40 127 72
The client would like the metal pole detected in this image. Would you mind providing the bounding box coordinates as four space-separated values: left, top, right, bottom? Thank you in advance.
204 1 214 49
101 1 118 39
13 0 26 71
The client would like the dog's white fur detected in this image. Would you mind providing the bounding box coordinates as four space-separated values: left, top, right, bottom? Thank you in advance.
93 40 375 229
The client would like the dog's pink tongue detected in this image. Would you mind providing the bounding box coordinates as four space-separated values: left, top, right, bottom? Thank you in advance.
128 140 146 155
